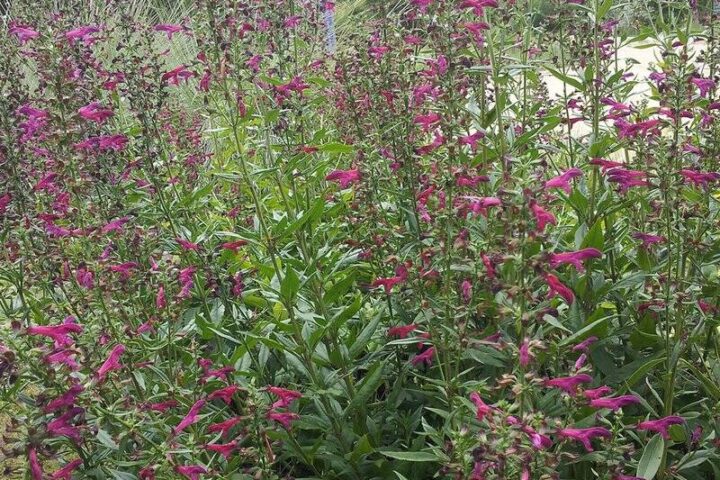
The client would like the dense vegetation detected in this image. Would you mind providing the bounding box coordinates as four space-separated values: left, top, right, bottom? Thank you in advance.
1 0 719 479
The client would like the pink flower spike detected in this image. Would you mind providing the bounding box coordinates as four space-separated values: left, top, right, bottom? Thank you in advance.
267 411 300 429
326 169 361 188
589 395 641 411
691 77 715 98
177 238 201 251
545 373 592 395
175 465 207 480
387 324 417 338
411 347 435 367
572 336 598 353
545 168 583 194
519 339 533 367
96 344 126 382
174 399 206 435
10 25 40 44
28 446 43 480
637 415 685 439
549 248 602 272
632 232 665 248
51 458 82 480
154 24 188 39
78 102 114 123
544 273 574 304
205 440 238 460
208 385 240 405
557 427 611 451
469 392 494 421
208 417 243 437
267 386 303 409
529 200 556 233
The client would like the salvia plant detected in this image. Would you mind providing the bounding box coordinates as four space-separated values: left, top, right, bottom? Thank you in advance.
0 0 719 479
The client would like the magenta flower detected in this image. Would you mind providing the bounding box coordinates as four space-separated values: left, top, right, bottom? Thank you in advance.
462 196 502 216
557 427 612 451
545 168 583 194
549 248 602 272
75 134 128 152
529 200 556 233
632 232 665 248
174 399 206 435
519 339 533 367
96 344 126 382
267 411 300 429
458 131 485 152
606 168 649 193
411 347 435 367
177 238 201 251
65 25 101 44
545 373 592 394
459 0 499 16
47 408 83 443
461 279 472 303
589 394 641 411
208 385 240 405
544 273 574 304
143 400 178 412
101 216 129 235
205 440 238 460
175 465 207 480
109 262 138 281
156 286 166 309
372 264 408 294
414 112 441 131
387 324 417 338
78 102 114 123
9 25 40 44
45 384 83 413
469 392 494 421
572 336 598 353
637 415 685 439
691 77 715 98
28 446 43 480
524 428 553 449
162 65 195 86
326 168 361 188
208 417 243 437
51 459 82 480
27 322 83 347
680 169 720 187
590 158 624 171
267 386 302 409
154 23 188 39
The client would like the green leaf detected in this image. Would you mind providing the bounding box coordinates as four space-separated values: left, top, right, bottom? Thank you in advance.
545 66 585 91
97 429 119 450
281 267 301 303
345 361 385 414
637 434 664 479
582 220 604 251
379 450 442 462
319 142 354 154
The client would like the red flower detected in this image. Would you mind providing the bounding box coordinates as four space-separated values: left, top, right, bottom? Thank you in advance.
208 385 240 405
175 465 207 480
545 168 583 193
174 399 206 435
208 417 243 437
205 440 238 459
